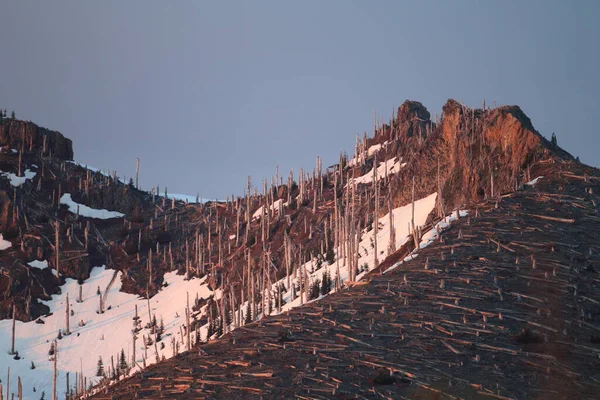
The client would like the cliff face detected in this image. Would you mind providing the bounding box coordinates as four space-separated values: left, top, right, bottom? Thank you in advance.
371 99 570 210
395 100 431 141
441 99 548 172
0 119 73 160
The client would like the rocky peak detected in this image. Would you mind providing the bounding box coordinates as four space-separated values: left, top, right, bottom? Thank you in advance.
397 100 431 124
439 98 565 170
0 119 73 160
391 100 432 141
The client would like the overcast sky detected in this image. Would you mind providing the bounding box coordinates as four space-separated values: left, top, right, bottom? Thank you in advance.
1 1 598 199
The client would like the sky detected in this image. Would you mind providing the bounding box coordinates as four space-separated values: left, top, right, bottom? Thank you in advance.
0 1 598 199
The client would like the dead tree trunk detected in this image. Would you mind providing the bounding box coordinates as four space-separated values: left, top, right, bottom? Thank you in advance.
10 303 15 355
135 157 140 189
65 293 70 335
55 221 60 279
373 156 379 270
52 340 57 400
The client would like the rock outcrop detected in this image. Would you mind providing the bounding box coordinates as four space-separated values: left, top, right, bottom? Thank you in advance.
395 100 431 140
0 119 73 160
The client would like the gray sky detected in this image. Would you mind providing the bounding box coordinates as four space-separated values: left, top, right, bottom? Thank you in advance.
1 1 598 199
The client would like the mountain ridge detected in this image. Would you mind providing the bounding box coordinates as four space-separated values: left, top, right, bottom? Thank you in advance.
0 100 598 399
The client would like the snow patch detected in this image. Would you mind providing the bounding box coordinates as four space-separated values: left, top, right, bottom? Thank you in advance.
0 234 11 250
253 199 287 220
351 157 405 185
160 193 210 204
525 176 543 186
28 260 48 270
347 141 389 167
60 194 125 219
1 169 36 187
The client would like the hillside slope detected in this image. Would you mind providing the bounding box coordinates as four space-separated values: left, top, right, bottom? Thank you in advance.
94 160 600 399
0 99 597 399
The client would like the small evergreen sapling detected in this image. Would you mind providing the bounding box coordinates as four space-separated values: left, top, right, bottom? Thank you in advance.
96 356 104 377
119 349 128 372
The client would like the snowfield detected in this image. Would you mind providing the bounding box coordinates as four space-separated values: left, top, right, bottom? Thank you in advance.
267 192 439 315
0 191 470 400
0 268 214 400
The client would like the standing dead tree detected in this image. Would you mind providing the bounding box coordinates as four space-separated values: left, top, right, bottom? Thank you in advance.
10 302 16 355
55 220 60 279
135 157 140 189
52 340 58 400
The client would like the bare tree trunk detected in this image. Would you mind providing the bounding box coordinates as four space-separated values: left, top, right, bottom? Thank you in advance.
251 272 256 322
55 221 60 279
437 159 445 218
186 292 191 351
388 190 396 255
135 157 140 189
10 303 15 355
146 284 152 323
52 341 57 400
411 176 419 247
373 156 379 270
65 293 70 335
132 331 137 367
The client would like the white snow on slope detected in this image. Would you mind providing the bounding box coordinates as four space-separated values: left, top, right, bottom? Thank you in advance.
0 234 11 250
383 209 468 275
233 193 439 321
347 141 389 167
0 267 214 400
67 161 126 184
252 199 286 220
68 162 212 203
351 157 406 185
28 260 48 270
67 161 104 174
0 192 442 399
526 176 543 186
160 193 212 204
60 194 125 219
1 169 36 187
